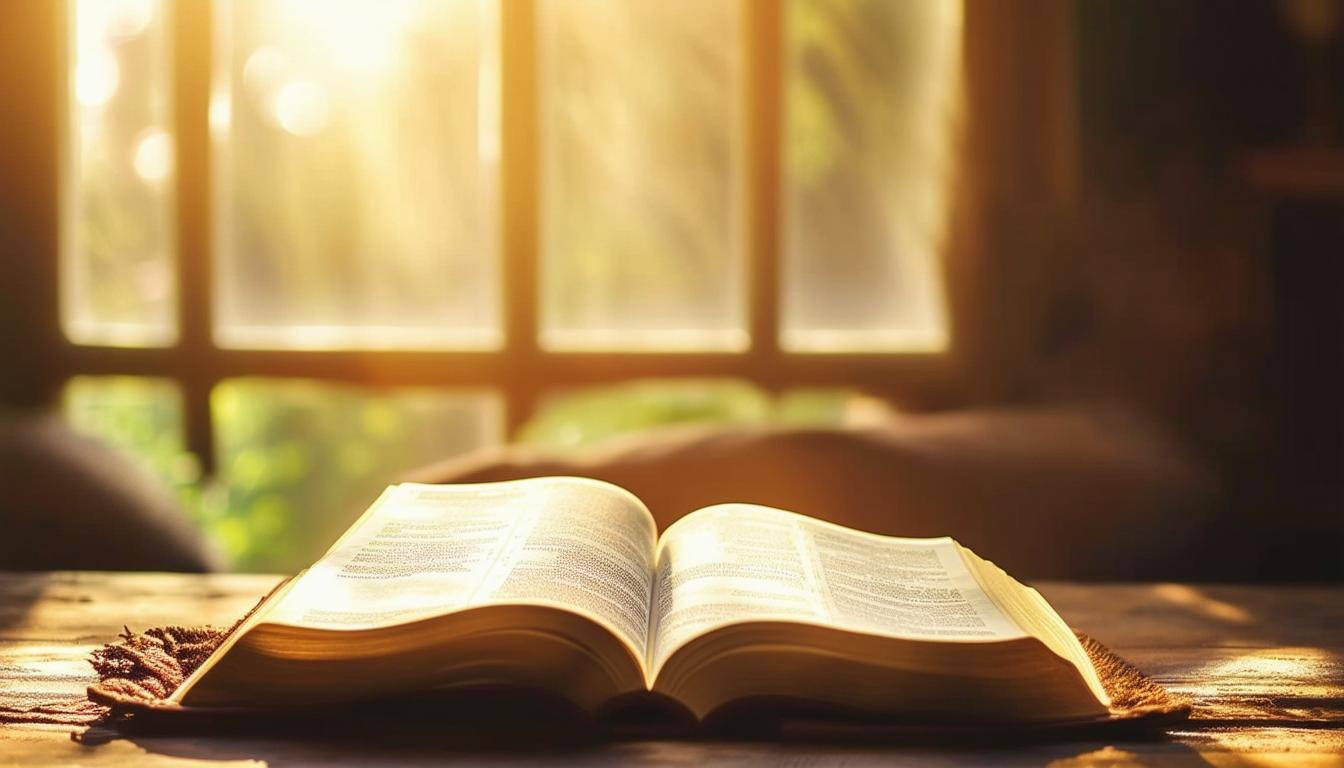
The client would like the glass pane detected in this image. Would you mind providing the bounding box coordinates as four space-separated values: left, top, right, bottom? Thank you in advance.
212 379 503 571
61 376 200 508
64 0 176 347
539 0 745 351
213 0 500 350
781 0 962 352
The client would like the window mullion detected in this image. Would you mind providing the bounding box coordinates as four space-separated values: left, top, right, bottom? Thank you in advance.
173 0 216 474
500 0 540 436
744 0 783 389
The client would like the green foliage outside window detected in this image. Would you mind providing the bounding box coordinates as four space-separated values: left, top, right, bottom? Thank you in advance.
60 376 856 573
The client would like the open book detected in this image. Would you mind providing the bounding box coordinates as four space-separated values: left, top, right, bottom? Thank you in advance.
175 477 1111 726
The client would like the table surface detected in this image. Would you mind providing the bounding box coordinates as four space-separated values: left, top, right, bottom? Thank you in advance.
0 573 1340 767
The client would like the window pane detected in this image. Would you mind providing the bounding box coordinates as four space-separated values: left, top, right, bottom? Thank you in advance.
781 0 962 352
213 0 500 350
539 0 745 351
64 0 176 347
212 379 503 571
61 376 199 507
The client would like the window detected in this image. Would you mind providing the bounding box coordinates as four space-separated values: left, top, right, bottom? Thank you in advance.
59 0 963 570
214 0 501 349
781 0 961 352
65 0 176 345
539 0 744 351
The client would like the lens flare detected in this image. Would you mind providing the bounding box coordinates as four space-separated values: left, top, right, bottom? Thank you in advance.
275 81 330 137
132 128 173 183
76 46 121 108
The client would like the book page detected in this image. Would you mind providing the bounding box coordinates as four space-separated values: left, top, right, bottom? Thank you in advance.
650 504 1024 672
263 477 657 658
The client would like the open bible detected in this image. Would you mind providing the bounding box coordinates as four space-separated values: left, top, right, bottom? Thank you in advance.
174 477 1112 726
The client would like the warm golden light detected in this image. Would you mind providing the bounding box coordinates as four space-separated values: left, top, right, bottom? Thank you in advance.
65 0 177 347
1174 647 1340 701
209 91 232 139
75 46 120 108
274 81 330 137
1152 584 1252 624
278 0 423 75
132 128 173 184
1045 746 1143 768
76 0 155 45
242 47 289 102
102 0 154 39
214 0 501 350
74 0 157 111
538 0 744 352
780 1 962 353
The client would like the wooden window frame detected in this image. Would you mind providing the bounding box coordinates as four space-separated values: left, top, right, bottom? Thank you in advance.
2 0 1078 476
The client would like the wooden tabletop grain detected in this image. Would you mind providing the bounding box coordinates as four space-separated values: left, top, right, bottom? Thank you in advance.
0 572 1340 766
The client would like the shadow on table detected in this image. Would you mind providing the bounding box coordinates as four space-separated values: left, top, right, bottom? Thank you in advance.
0 571 49 634
82 730 1220 768
71 692 1217 767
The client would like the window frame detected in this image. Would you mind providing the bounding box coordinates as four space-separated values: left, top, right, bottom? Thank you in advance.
18 0 1078 475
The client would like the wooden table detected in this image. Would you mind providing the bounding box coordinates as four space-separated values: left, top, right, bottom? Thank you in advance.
1 573 1340 766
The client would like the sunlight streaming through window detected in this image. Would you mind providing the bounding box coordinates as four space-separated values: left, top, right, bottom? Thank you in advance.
55 1 962 573
213 0 501 350
780 0 961 352
63 0 176 347
538 0 746 352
